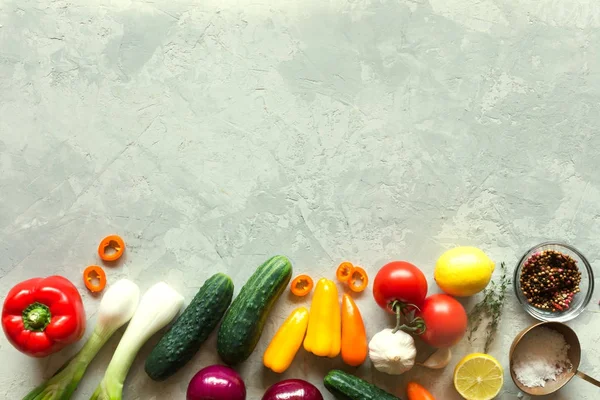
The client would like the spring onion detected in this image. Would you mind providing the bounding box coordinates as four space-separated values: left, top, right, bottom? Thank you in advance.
90 282 184 400
23 279 140 400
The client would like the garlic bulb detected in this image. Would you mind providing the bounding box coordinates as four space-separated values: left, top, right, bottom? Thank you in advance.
369 328 416 375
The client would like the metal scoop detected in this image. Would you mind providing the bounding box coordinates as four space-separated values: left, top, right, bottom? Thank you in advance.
509 321 600 395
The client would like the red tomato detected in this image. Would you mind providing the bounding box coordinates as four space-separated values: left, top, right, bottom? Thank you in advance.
417 294 467 348
373 261 428 312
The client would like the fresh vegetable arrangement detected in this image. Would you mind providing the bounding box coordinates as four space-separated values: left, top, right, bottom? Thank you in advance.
2 275 86 357
372 262 468 348
5 230 573 400
369 260 469 377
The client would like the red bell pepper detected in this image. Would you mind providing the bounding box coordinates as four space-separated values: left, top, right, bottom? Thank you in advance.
2 276 86 357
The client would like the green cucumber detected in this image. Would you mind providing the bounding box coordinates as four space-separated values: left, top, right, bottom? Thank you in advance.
217 255 292 365
144 273 234 381
324 370 402 400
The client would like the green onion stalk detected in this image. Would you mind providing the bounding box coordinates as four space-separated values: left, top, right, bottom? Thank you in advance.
90 282 184 400
23 279 140 400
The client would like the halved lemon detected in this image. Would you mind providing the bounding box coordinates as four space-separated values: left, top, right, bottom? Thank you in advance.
454 353 503 400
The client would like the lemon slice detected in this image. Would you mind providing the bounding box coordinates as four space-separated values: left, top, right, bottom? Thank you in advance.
454 353 503 400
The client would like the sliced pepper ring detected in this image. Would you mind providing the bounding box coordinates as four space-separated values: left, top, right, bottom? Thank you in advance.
336 262 355 283
290 274 314 297
83 265 107 293
348 266 368 293
98 235 126 262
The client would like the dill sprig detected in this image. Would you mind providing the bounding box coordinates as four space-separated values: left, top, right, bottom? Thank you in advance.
468 262 510 353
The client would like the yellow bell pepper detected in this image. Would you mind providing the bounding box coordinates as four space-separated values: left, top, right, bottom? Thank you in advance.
303 278 341 357
263 307 309 373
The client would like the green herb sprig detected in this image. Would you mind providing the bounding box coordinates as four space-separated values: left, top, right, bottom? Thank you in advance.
468 262 510 353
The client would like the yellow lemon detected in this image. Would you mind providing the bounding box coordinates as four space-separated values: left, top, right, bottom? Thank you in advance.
454 353 503 400
434 246 495 297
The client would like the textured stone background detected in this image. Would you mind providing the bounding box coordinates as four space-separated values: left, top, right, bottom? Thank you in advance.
1 0 599 399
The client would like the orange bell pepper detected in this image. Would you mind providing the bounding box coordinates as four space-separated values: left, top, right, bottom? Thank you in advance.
303 278 341 358
341 294 368 366
263 307 309 373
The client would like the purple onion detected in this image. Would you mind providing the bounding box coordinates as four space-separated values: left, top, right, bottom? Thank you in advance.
262 379 324 400
186 365 246 400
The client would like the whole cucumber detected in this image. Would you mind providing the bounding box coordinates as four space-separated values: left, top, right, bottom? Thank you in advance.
217 255 293 365
324 369 402 400
145 273 234 381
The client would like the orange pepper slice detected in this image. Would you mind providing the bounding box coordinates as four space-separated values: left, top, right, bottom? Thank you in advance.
83 265 107 293
336 262 355 283
98 235 126 262
348 266 368 292
290 274 314 297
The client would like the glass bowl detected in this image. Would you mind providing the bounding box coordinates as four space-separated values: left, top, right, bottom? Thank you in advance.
514 242 594 322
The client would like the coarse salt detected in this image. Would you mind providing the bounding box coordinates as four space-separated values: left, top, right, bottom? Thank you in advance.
512 327 572 388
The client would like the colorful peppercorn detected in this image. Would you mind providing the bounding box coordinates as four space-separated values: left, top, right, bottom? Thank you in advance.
520 250 581 312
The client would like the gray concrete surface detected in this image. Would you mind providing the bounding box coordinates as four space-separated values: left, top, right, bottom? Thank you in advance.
1 0 599 399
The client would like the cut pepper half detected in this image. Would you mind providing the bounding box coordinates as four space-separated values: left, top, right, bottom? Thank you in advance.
98 235 126 262
348 266 368 292
291 274 314 297
336 262 355 283
83 265 107 293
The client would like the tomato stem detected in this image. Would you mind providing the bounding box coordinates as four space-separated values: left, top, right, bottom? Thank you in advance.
390 300 427 335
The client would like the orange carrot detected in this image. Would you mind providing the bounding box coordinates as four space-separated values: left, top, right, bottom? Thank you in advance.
407 382 435 400
340 294 368 366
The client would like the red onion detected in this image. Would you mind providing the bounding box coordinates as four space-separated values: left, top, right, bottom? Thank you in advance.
262 379 324 400
186 365 246 400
